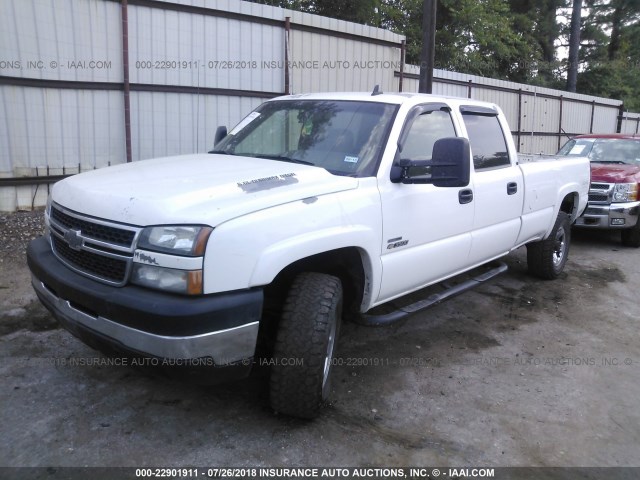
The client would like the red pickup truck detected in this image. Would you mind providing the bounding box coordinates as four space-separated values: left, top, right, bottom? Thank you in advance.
558 134 640 247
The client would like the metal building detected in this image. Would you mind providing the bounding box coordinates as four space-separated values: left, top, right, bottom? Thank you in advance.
0 0 638 212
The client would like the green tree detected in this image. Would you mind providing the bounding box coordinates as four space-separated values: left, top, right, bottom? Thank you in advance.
437 0 544 81
252 0 548 82
577 0 640 110
509 0 566 86
382 0 544 81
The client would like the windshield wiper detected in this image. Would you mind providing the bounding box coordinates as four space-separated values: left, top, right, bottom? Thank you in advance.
250 154 315 166
208 149 234 155
592 160 627 164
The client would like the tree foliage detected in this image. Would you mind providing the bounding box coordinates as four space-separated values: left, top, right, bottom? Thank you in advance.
577 0 640 110
248 0 640 109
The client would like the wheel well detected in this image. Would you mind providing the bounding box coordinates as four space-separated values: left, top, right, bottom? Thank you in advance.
258 248 366 354
267 247 365 315
560 193 578 220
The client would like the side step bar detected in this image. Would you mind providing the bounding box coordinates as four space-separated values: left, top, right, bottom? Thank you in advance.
356 261 508 327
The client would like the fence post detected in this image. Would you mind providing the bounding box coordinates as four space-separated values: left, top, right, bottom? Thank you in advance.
121 0 132 163
517 89 522 152
616 103 624 133
399 40 406 92
558 95 563 150
284 17 291 95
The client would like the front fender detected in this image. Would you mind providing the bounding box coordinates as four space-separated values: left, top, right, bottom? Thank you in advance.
202 183 382 298
249 225 378 287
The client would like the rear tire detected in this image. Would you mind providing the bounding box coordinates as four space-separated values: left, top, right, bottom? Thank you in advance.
269 272 343 419
621 222 640 248
527 212 571 279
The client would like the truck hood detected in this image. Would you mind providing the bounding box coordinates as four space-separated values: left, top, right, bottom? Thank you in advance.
590 163 640 184
52 154 359 226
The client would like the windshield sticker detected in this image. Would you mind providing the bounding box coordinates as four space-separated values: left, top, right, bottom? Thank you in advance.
569 145 586 155
229 112 261 136
344 156 359 163
237 172 298 193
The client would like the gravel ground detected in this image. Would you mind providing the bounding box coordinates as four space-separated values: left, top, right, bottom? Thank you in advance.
1 210 640 472
0 209 45 263
0 209 57 335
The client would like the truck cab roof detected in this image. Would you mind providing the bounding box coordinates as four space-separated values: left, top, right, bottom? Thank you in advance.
270 91 500 111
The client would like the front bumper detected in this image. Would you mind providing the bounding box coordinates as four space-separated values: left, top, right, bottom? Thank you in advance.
574 201 640 229
27 237 263 379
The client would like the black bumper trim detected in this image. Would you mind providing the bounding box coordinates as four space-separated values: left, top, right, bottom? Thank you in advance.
27 236 263 337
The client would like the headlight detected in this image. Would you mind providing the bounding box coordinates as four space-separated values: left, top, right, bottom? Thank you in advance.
132 264 203 295
613 183 639 202
137 225 213 256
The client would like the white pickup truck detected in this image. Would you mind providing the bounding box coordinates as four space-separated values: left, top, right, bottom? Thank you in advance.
27 91 589 418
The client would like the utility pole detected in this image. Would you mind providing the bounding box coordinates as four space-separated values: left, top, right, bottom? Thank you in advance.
419 0 437 93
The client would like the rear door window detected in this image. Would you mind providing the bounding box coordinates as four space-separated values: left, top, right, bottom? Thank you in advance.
462 111 510 170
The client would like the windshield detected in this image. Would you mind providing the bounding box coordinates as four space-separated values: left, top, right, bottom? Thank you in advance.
213 100 398 176
558 138 640 166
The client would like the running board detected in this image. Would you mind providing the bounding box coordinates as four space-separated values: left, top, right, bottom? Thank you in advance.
356 261 508 327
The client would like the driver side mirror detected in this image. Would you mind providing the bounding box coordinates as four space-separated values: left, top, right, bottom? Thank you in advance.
390 137 471 188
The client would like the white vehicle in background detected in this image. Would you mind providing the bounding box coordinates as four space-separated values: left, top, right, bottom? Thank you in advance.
28 90 590 418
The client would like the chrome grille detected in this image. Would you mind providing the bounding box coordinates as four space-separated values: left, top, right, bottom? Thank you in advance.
587 182 612 205
51 207 135 247
52 236 128 283
49 204 141 286
588 193 609 202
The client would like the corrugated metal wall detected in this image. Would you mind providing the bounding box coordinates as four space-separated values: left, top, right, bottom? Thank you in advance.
620 112 640 134
0 0 406 211
1 0 638 212
0 0 125 210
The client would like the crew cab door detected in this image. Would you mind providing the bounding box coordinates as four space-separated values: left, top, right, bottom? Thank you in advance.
377 104 474 303
460 107 524 263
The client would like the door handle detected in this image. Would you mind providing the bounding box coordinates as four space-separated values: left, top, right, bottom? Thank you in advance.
507 182 518 195
459 189 473 204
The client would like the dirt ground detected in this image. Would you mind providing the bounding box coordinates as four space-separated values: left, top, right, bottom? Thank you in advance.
1 210 639 469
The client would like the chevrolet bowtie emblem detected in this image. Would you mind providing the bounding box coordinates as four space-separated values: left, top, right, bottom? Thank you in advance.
64 229 84 251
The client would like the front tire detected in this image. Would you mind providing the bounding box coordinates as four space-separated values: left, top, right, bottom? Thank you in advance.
527 212 571 279
269 272 343 419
